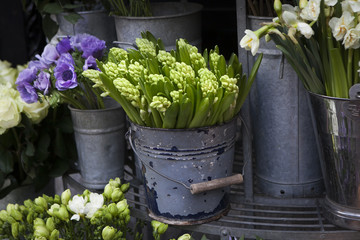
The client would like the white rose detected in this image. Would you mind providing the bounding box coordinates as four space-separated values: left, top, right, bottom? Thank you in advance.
20 99 50 124
0 85 22 134
0 60 18 87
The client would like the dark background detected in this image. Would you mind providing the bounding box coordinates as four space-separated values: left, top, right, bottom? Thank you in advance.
0 0 238 66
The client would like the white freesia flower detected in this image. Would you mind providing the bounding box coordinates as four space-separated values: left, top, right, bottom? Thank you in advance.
300 0 321 21
283 10 298 26
347 0 360 13
329 11 355 41
343 23 360 49
325 0 338 6
297 22 315 38
68 195 87 221
0 83 21 134
84 193 104 218
240 30 259 56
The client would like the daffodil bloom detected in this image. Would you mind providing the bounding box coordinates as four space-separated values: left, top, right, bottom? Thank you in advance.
329 11 355 41
325 0 338 7
283 11 314 39
297 22 315 38
300 0 321 21
343 23 360 49
240 25 273 56
347 0 360 13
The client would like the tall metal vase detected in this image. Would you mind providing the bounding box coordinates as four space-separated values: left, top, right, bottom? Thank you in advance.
308 92 360 230
248 16 324 198
69 101 126 190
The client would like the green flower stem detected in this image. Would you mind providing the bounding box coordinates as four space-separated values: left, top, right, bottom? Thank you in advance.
11 128 24 181
354 50 360 86
175 98 192 129
347 48 353 88
150 108 162 128
59 92 87 110
163 102 179 128
189 97 210 128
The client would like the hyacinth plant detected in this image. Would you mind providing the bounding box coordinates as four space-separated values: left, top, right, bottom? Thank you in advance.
16 33 107 110
241 0 360 98
0 177 195 240
83 32 263 129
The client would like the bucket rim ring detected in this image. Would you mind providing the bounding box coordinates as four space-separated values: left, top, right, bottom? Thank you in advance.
308 91 356 102
68 104 122 113
128 114 238 132
113 2 203 20
57 9 108 16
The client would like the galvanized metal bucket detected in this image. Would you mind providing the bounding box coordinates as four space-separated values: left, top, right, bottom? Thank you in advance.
128 117 242 225
308 91 360 230
69 100 126 190
56 10 116 45
248 16 324 198
113 2 202 51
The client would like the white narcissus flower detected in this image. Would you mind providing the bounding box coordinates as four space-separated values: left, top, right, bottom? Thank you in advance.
325 0 338 6
283 10 298 26
300 0 321 21
84 193 104 218
0 60 18 87
240 30 259 56
0 83 22 134
329 11 355 41
20 99 50 124
347 0 360 13
343 23 360 49
297 22 315 38
68 195 87 221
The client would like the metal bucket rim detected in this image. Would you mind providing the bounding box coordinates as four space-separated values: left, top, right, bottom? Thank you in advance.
57 9 108 16
248 15 274 21
308 91 356 102
129 114 238 132
113 2 203 20
68 104 122 113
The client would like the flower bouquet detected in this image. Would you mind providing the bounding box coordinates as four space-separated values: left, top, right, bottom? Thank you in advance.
84 32 263 128
0 60 75 198
240 0 360 98
16 33 107 110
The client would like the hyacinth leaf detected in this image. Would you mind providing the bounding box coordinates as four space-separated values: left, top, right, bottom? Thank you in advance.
227 65 234 78
142 31 158 46
176 97 192 128
235 53 263 114
354 51 359 86
203 49 209 68
215 92 236 124
99 72 143 125
217 55 227 77
206 88 224 126
189 97 211 128
150 107 163 128
164 77 175 98
127 49 142 62
163 102 179 128
157 39 165 51
229 53 242 77
146 56 160 74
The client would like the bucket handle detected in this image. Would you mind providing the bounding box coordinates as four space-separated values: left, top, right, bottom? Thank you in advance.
126 129 243 195
112 41 138 49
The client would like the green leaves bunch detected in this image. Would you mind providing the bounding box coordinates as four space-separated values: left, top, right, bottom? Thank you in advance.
84 32 263 129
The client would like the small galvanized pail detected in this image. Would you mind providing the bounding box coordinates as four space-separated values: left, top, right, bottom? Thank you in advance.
69 100 126 190
308 89 360 230
128 117 243 225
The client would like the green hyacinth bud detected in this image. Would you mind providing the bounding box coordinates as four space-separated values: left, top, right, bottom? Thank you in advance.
109 178 121 188
27 211 35 224
34 197 48 210
34 218 46 227
102 226 116 240
136 38 156 56
103 212 113 222
24 199 34 208
107 203 118 216
34 225 50 238
149 96 171 114
50 229 60 240
53 195 61 204
0 210 16 224
111 188 123 202
46 218 55 232
125 214 131 224
6 204 16 213
61 189 71 205
11 222 19 238
58 205 69 221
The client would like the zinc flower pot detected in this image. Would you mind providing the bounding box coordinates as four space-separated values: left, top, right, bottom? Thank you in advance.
69 99 126 190
128 117 241 225
308 91 360 230
246 16 324 198
113 2 202 51
56 10 117 45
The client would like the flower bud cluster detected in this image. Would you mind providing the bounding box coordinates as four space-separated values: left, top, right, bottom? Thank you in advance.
198 68 219 97
113 78 141 108
150 96 172 113
220 75 239 94
157 50 176 67
135 38 156 56
128 61 146 82
109 47 128 62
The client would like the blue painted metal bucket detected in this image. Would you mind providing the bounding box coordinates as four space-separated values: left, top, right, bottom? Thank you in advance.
128 117 237 225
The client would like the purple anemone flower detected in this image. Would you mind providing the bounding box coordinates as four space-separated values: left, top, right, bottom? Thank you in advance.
54 55 77 91
16 67 37 85
17 82 38 103
28 60 48 71
56 37 73 55
83 56 99 71
70 34 87 52
36 44 60 66
34 71 51 95
80 35 106 59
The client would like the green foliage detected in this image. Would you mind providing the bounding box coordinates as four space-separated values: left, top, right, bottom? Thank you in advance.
109 0 152 17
